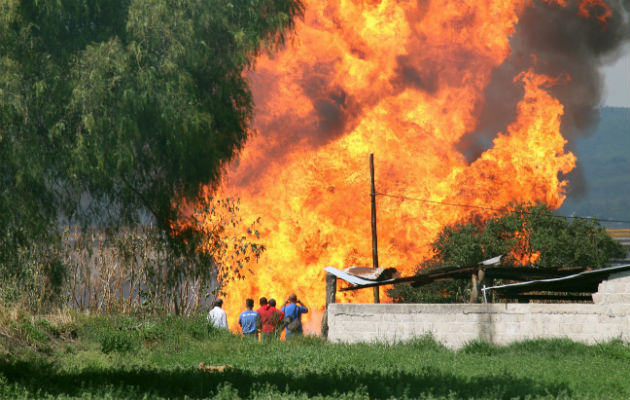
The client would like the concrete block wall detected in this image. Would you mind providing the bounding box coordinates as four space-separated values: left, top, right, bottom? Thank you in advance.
327 271 630 348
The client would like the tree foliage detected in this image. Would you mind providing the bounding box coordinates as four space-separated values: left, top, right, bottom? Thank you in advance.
431 202 625 269
0 0 303 310
389 202 626 303
0 0 303 294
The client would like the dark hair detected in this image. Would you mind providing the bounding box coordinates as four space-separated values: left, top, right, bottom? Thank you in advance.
268 298 277 307
259 297 268 306
214 298 223 308
246 298 254 308
289 293 297 302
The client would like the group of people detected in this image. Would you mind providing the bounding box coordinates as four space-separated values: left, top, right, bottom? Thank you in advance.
207 294 308 339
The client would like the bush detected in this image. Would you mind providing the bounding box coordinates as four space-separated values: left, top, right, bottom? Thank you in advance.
19 320 48 344
100 329 138 354
36 318 60 338
185 313 212 339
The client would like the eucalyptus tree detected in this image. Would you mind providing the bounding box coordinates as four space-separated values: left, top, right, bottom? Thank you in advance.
0 0 303 304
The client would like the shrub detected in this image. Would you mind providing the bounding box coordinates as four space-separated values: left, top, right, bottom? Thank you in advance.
100 329 138 354
36 318 60 338
19 320 48 344
186 313 212 339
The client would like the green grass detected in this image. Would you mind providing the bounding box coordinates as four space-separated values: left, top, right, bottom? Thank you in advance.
0 313 628 399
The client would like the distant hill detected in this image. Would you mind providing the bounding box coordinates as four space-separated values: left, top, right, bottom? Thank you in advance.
558 107 630 228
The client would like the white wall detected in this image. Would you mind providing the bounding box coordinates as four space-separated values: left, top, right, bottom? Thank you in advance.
327 271 630 348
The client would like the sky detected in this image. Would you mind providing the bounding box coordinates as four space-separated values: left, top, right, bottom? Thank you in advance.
601 44 629 108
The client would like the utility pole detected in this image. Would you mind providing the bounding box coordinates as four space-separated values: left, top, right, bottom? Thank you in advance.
370 153 380 303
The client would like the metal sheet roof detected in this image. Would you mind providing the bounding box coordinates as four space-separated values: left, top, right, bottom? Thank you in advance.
323 266 401 286
481 264 630 295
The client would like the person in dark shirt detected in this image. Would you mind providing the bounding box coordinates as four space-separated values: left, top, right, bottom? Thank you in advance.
238 298 260 338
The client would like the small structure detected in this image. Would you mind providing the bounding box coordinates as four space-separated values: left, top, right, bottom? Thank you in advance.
482 264 630 302
326 267 630 348
324 256 617 303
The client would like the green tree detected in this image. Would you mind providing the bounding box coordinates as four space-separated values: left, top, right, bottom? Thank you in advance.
0 0 303 305
433 203 625 268
389 202 626 303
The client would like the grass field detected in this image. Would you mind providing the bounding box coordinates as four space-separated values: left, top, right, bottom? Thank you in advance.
0 312 628 399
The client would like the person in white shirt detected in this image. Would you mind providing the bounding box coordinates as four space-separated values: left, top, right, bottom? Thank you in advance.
207 298 228 329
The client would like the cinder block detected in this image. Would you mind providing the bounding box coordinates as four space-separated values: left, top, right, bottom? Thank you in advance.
605 294 630 305
455 313 475 323
606 305 629 317
596 282 613 294
613 281 630 293
559 324 577 335
583 314 601 325
581 323 599 334
461 323 478 334
542 323 561 335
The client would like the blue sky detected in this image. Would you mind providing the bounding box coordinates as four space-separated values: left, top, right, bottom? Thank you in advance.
601 44 629 108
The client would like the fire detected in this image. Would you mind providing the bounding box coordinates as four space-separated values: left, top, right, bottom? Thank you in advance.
185 0 613 331
578 0 612 30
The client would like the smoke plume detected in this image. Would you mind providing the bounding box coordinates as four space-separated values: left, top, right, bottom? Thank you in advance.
460 0 630 196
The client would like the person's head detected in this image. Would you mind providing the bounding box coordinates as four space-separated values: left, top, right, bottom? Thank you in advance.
288 293 297 303
246 298 254 309
269 298 277 307
259 297 268 306
214 298 223 308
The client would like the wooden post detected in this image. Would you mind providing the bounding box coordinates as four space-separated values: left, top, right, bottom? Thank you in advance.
478 268 485 296
470 272 478 303
370 153 380 304
321 272 337 337
470 267 485 303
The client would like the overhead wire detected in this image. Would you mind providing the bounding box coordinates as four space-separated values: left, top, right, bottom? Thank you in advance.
375 192 630 225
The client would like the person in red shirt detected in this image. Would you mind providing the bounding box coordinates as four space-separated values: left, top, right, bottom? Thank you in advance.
256 297 268 312
258 297 284 340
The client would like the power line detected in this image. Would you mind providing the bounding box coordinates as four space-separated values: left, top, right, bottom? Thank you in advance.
375 192 630 225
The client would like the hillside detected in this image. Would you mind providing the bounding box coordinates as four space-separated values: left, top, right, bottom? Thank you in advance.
558 107 630 227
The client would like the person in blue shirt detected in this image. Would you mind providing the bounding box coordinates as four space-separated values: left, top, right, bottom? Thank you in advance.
280 293 308 338
238 298 261 338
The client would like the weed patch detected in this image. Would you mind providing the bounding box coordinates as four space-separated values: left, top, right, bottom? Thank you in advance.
0 313 628 399
99 330 138 354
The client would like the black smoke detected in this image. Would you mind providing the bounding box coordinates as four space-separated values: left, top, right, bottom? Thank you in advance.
458 0 630 199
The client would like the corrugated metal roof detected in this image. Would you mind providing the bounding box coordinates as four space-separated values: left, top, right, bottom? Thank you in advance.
324 266 401 286
481 264 630 295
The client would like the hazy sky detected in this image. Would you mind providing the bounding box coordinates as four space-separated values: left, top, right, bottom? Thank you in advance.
601 44 629 108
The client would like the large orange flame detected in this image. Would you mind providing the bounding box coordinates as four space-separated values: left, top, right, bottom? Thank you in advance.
189 0 604 331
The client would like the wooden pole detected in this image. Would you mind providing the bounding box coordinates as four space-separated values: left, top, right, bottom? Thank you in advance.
470 271 478 303
370 153 380 303
321 272 337 338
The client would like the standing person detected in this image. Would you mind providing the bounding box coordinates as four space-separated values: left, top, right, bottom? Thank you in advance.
281 293 308 339
238 298 260 338
257 297 268 311
268 299 285 338
259 298 284 341
207 298 228 330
